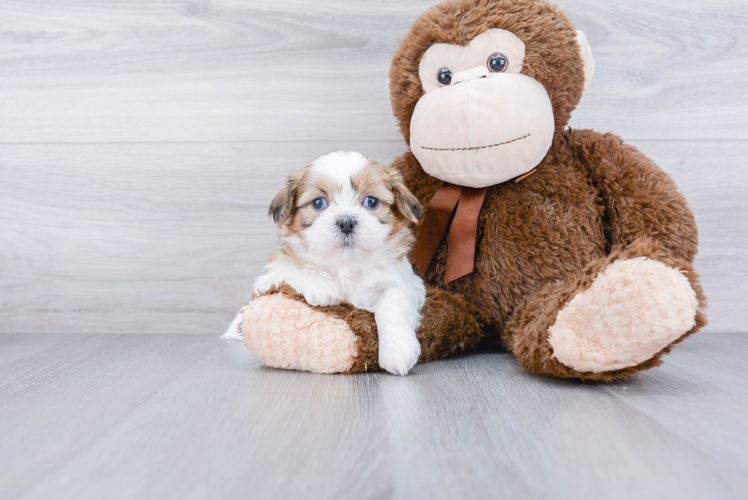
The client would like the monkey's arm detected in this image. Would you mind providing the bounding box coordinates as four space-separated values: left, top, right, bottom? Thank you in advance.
569 129 698 263
241 284 489 374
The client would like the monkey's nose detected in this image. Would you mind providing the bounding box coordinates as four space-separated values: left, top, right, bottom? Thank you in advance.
451 66 490 85
336 216 357 234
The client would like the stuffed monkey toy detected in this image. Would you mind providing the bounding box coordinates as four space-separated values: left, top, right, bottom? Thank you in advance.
240 0 706 381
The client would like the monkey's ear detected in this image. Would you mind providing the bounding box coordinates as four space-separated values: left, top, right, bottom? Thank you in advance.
268 172 302 226
576 30 595 91
390 173 422 224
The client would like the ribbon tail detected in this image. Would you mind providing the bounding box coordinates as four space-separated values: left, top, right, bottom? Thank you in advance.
444 187 488 284
412 184 462 276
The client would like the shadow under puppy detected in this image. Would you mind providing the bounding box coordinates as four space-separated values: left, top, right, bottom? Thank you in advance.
224 151 425 375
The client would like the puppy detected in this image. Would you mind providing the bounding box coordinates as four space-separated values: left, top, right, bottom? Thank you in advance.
223 151 426 376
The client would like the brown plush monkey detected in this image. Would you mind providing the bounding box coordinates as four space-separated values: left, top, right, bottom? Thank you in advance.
241 0 706 381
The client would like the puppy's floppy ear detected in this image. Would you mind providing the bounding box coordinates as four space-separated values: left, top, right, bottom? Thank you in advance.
389 169 422 224
269 171 302 226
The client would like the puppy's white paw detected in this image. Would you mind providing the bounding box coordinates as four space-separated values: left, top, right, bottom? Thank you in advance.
378 330 421 376
302 281 344 307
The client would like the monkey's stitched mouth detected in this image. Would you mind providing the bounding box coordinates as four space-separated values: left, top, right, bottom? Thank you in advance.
419 133 531 152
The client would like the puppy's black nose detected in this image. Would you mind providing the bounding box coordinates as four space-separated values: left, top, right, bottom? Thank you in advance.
337 216 356 234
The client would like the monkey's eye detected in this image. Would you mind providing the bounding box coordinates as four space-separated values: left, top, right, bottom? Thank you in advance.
312 197 328 210
437 67 453 86
487 52 508 73
363 196 379 209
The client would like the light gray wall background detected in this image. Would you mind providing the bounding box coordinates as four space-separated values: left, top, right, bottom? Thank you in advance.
0 0 746 335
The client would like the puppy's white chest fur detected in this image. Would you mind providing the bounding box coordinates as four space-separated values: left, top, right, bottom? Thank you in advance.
329 264 384 312
324 259 422 314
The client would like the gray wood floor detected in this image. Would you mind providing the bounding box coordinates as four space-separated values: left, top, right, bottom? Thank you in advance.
1 333 747 500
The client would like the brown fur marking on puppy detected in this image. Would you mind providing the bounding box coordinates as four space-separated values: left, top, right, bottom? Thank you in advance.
295 169 342 207
269 170 303 226
350 160 423 224
347 159 423 243
350 160 396 205
388 166 423 224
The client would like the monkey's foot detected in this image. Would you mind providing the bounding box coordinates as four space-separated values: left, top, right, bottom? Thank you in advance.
241 284 380 374
548 257 699 373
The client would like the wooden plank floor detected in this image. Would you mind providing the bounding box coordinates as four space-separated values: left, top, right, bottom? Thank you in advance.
0 333 746 500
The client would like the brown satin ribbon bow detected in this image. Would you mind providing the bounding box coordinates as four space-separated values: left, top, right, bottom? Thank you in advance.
412 170 536 284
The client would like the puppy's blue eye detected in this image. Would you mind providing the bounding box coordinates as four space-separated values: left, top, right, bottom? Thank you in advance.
312 197 328 210
364 196 379 209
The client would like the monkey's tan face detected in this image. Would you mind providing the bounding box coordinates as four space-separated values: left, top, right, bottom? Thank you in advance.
409 28 592 188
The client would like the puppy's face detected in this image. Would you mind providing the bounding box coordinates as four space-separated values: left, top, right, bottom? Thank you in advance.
269 151 422 262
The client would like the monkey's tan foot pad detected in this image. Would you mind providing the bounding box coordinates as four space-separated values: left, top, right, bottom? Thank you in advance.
242 293 359 374
548 257 699 373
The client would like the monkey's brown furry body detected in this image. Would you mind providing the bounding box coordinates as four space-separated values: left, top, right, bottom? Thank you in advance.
242 0 706 381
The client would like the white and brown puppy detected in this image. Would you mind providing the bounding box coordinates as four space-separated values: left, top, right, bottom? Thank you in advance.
224 151 426 376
